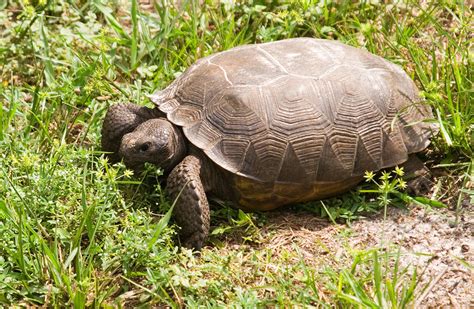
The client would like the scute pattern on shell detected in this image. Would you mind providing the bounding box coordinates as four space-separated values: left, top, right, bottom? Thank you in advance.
150 38 435 184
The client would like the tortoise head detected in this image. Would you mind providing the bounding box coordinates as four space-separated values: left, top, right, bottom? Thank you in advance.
119 118 186 172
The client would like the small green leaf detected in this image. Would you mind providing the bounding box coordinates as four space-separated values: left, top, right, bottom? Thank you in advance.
412 196 447 208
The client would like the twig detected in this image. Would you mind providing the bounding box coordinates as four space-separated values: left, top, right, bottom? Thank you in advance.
414 266 448 307
448 293 461 309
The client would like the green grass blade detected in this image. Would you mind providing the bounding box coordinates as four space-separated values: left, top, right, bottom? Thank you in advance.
39 16 55 86
93 0 130 40
373 251 383 307
130 0 138 70
146 197 176 250
436 108 453 146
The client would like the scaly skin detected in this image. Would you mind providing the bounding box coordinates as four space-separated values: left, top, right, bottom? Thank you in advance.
119 118 187 172
402 154 433 195
102 104 209 249
101 103 163 162
166 155 210 250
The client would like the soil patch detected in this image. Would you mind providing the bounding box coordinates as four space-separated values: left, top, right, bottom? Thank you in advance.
255 204 473 307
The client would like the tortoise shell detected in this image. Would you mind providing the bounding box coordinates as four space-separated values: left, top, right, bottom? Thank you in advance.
150 38 435 187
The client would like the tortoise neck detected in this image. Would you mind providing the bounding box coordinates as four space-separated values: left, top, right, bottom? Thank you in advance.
137 105 166 119
164 125 187 174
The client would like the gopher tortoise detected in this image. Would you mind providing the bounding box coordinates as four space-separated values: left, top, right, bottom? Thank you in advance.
102 38 436 250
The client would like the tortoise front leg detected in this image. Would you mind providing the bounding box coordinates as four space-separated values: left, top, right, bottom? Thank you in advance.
167 155 210 250
101 103 162 162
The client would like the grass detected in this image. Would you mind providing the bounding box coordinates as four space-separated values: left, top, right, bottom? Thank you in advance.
0 0 472 307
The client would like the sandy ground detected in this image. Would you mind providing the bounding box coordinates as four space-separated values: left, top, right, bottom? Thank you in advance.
256 203 473 307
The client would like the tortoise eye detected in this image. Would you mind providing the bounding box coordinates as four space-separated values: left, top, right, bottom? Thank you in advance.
139 142 151 153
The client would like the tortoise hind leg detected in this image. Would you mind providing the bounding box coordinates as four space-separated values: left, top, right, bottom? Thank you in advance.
167 155 210 250
402 154 433 195
101 103 162 162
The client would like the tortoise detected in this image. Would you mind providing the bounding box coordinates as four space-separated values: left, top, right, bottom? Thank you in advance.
101 38 436 250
